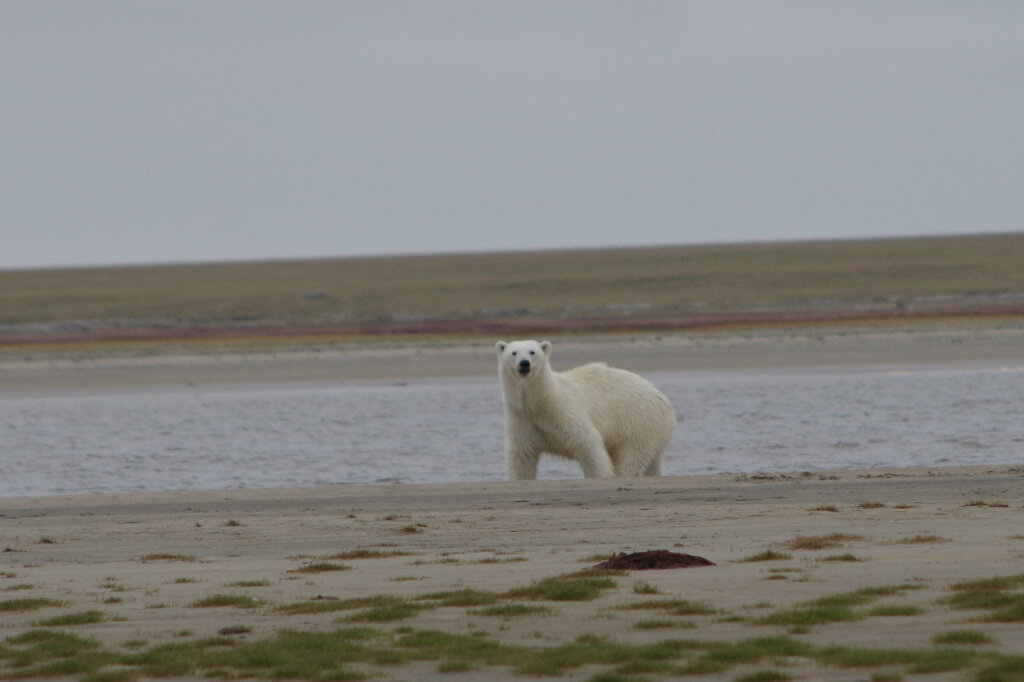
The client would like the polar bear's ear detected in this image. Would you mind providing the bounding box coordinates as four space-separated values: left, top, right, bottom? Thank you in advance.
496 341 507 355
540 341 551 355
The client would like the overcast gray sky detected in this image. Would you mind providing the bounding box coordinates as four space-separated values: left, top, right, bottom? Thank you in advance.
2 1 1022 270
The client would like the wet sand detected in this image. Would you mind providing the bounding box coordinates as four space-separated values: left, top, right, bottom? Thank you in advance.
2 321 1024 680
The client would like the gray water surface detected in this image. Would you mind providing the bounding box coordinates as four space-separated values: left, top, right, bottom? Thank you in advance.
2 364 1022 497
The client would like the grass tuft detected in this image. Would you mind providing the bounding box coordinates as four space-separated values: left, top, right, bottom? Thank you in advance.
785 533 863 550
139 553 196 562
819 553 861 562
737 550 792 562
755 585 918 627
756 604 861 627
867 605 923 617
278 594 432 622
504 570 620 602
190 595 261 609
35 610 106 626
0 598 64 612
633 619 697 630
418 589 499 607
290 561 350 574
932 630 994 645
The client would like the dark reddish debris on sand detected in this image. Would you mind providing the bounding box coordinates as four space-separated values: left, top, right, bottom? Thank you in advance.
595 550 715 570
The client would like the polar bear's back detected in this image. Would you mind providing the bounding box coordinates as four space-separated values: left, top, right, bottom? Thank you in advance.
559 362 675 441
561 362 666 399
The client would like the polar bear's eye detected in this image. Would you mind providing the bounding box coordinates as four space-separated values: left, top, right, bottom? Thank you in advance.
510 351 517 356
528 351 535 355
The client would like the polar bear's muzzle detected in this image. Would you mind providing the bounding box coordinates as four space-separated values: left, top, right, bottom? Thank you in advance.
516 359 532 375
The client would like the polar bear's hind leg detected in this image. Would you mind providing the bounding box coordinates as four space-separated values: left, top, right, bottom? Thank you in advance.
611 446 660 477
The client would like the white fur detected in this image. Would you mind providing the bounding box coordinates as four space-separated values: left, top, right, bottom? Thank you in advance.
495 339 675 480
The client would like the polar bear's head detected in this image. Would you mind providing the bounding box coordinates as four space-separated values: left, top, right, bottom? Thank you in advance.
495 339 551 378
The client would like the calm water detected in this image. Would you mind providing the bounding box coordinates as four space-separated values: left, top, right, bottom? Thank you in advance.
2 364 1022 497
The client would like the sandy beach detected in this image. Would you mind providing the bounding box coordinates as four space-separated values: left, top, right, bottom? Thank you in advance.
3 322 1024 680
2 467 1023 681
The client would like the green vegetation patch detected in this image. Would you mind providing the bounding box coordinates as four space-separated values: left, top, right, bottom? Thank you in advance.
139 553 196 562
290 561 350 574
785 533 864 550
932 630 994 646
469 603 552 618
867 605 924 617
0 630 116 678
633 619 697 630
226 580 270 587
511 634 693 677
819 553 861 562
0 598 64 613
395 629 519 670
504 569 620 602
190 595 261 609
940 573 1024 622
279 595 433 622
675 637 812 676
757 585 919 627
121 628 387 679
418 588 499 607
3 625 1023 681
756 604 861 627
738 550 793 562
34 610 106 626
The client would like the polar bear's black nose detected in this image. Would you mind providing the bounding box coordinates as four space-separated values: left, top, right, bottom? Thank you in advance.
517 358 531 374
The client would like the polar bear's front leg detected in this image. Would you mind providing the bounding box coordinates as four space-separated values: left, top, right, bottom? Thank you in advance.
507 451 539 480
506 429 540 480
576 448 615 478
572 429 616 478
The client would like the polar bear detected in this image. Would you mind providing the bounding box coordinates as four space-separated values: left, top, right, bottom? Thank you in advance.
495 340 675 480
